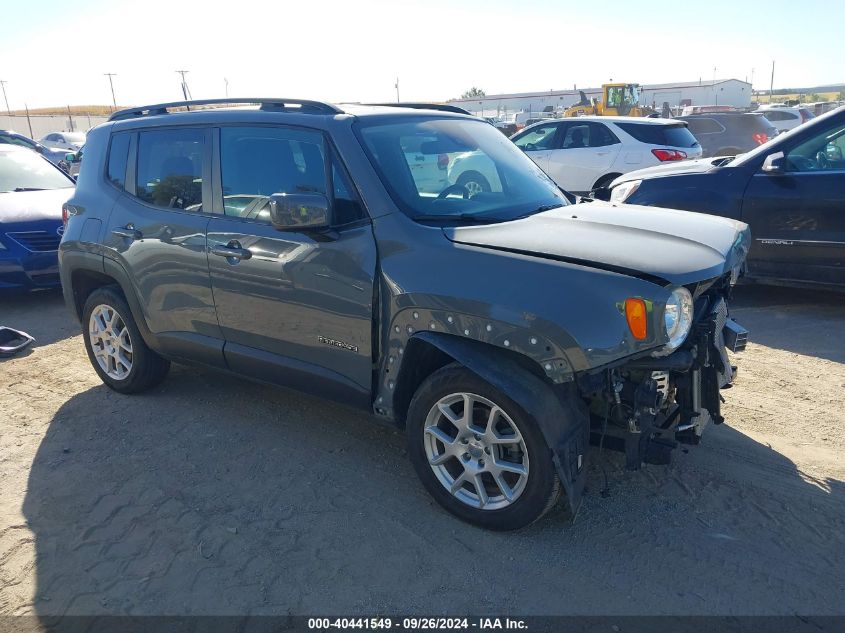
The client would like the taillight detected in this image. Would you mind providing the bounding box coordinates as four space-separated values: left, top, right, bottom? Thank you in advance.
651 149 687 162
437 153 449 170
752 132 769 145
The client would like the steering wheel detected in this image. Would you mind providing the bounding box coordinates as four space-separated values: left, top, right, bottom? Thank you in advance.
789 155 817 171
437 184 470 200
816 151 830 169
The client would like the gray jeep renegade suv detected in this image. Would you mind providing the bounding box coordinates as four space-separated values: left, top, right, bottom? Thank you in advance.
59 98 750 530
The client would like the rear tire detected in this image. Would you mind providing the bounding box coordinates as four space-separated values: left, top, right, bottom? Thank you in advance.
82 286 170 394
406 364 560 530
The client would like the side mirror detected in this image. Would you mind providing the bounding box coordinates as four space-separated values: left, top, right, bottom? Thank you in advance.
761 151 786 174
268 192 330 231
65 152 77 163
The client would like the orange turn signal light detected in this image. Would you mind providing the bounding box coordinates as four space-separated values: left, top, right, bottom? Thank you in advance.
625 298 648 340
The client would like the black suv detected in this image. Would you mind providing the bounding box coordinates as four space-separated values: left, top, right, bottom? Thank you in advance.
60 98 749 529
678 112 778 157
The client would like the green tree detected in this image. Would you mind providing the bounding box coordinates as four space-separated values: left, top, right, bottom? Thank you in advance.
837 90 845 101
461 87 486 99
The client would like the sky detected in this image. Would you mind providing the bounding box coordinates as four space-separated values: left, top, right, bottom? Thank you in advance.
1 0 843 110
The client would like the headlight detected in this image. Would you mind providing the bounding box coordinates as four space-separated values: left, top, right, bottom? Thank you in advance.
609 179 641 203
654 287 693 356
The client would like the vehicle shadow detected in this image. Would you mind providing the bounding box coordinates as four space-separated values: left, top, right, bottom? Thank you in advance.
730 284 845 363
0 288 75 354
18 365 845 619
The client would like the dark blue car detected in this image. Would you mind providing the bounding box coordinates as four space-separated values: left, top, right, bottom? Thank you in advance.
0 145 75 292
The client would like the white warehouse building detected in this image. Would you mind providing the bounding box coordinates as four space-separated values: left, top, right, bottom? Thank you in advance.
448 79 752 117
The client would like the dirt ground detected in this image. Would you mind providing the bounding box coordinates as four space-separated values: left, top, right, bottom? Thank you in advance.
1 285 844 620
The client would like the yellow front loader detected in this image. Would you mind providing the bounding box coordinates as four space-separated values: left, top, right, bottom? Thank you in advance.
563 83 649 117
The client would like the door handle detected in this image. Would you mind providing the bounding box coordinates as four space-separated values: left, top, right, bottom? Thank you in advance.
112 226 142 240
211 243 252 261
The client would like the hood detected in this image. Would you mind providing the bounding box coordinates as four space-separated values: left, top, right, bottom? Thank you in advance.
443 203 750 286
0 188 73 226
610 155 736 187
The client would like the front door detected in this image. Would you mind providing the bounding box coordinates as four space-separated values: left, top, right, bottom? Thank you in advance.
545 121 622 193
741 115 845 286
206 125 377 405
102 127 224 364
511 122 560 176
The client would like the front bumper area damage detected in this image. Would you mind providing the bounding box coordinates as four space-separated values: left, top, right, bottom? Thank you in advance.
581 290 748 470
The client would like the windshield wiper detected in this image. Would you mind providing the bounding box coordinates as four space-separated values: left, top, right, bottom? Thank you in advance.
13 187 47 192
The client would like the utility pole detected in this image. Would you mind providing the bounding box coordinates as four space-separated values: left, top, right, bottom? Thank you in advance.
176 70 192 100
24 104 33 137
0 80 10 115
395 77 400 103
769 60 775 104
104 73 117 110
224 77 229 98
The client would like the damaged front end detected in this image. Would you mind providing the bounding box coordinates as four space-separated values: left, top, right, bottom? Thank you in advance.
580 275 749 469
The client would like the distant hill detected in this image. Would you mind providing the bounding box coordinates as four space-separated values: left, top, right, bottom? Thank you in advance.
7 106 119 116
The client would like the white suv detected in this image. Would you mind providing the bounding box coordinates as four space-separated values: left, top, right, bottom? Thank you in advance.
755 105 814 133
449 116 702 196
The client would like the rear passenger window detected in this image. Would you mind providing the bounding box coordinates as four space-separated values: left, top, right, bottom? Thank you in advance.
136 128 204 211
587 123 620 147
220 126 327 223
107 133 131 189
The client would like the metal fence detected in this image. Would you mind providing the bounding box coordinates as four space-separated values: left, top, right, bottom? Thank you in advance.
0 114 109 140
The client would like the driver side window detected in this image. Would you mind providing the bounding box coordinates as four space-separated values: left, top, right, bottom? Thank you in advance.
513 123 560 151
786 120 845 172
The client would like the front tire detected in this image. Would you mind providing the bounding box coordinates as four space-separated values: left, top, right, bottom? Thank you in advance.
82 287 170 393
456 171 491 199
407 364 560 530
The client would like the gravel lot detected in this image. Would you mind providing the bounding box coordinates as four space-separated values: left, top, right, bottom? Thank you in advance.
1 285 844 621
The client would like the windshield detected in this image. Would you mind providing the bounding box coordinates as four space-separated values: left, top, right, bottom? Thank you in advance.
356 117 567 222
0 150 74 193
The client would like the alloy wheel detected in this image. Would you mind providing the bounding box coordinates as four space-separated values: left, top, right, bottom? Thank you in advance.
88 304 133 380
424 392 530 510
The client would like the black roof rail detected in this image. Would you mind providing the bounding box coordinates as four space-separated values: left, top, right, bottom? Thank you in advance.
363 102 473 115
108 98 343 122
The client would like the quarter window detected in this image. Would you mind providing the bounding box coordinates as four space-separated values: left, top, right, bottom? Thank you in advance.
220 126 327 223
135 128 204 210
332 158 367 225
107 133 131 190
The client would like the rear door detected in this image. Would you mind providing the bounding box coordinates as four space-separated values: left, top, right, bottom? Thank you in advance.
544 121 621 193
206 125 377 404
741 115 845 285
102 126 224 365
